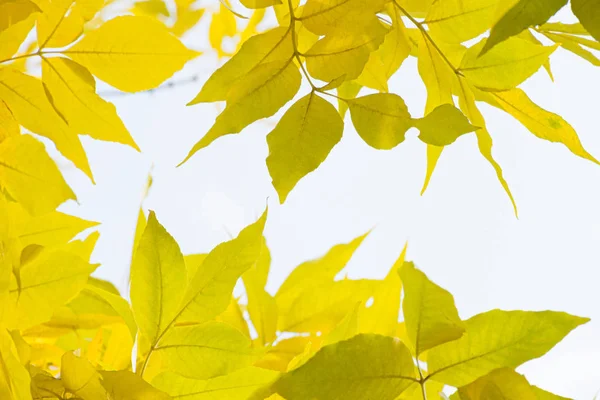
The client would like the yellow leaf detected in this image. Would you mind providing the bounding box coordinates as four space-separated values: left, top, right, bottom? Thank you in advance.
42 57 139 150
0 67 93 179
0 330 31 400
426 0 500 44
178 210 267 323
481 0 568 55
182 59 300 162
241 0 281 9
397 379 445 400
0 100 19 143
358 246 406 336
171 1 205 37
189 27 293 104
131 211 187 343
133 0 170 18
571 0 600 42
0 135 75 215
299 0 387 36
304 19 388 82
347 93 412 150
155 321 261 379
486 88 599 164
400 262 465 356
209 3 237 58
275 231 368 312
459 37 557 91
456 76 518 215
61 353 107 399
153 366 280 399
543 31 600 67
6 248 97 329
427 310 589 387
267 92 344 203
36 0 103 50
324 303 360 346
458 368 539 400
0 7 37 61
256 336 315 371
274 334 416 400
66 15 199 92
415 104 479 146
100 370 170 399
243 238 277 345
214 296 251 339
336 80 361 118
278 279 378 333
30 367 68 399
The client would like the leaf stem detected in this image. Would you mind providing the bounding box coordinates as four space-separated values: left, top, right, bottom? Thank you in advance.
416 358 428 400
392 0 462 76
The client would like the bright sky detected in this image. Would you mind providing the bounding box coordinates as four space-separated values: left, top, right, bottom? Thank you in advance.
54 7 600 399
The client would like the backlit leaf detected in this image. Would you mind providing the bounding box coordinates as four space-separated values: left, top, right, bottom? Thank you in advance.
426 0 501 44
0 330 31 400
414 104 478 146
100 370 170 400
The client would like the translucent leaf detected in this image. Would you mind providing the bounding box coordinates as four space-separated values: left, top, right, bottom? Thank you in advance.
571 0 600 42
0 67 93 179
267 92 344 203
459 37 557 91
0 8 37 61
37 0 103 50
0 330 31 400
41 57 139 150
414 104 479 147
0 100 19 143
61 352 107 400
458 368 541 400
400 262 465 355
0 135 75 216
131 211 187 343
426 0 501 44
300 0 387 36
100 370 170 399
153 366 280 399
427 310 589 387
274 334 416 400
66 15 199 92
347 93 412 150
482 0 568 55
155 321 261 380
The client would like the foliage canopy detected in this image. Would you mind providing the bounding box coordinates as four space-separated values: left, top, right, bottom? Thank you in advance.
0 0 598 398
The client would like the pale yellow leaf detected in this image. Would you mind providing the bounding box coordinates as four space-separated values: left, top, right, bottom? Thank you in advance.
426 0 501 44
209 3 237 58
414 104 479 146
0 100 19 143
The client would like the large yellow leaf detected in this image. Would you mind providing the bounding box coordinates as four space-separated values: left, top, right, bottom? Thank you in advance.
299 0 387 36
0 135 75 215
426 0 501 44
275 231 368 312
99 370 170 400
61 353 107 400
42 57 139 150
66 15 199 92
304 20 388 82
274 334 416 400
155 321 261 379
0 67 92 179
571 0 600 42
6 248 97 329
459 37 557 91
0 3 38 61
215 296 251 339
347 93 412 150
278 279 378 333
153 366 280 399
414 104 478 146
177 210 267 323
400 262 465 356
267 92 344 203
0 330 31 400
427 310 589 387
130 211 187 343
456 76 517 215
182 60 300 162
481 0 568 55
189 27 293 104
485 88 599 165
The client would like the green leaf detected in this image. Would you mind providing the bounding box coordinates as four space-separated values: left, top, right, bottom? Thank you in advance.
267 92 344 203
414 104 479 146
400 262 465 355
131 211 187 343
481 0 568 55
427 310 589 387
572 0 600 42
274 334 416 400
347 93 412 150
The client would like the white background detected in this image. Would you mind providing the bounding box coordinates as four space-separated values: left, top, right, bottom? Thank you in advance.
53 7 600 398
